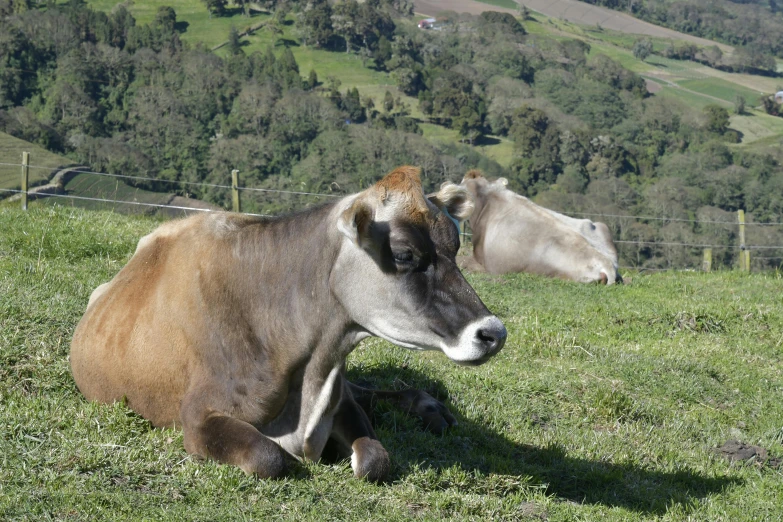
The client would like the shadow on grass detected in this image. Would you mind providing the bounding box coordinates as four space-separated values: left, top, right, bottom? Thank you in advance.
348 364 739 516
474 135 501 146
275 38 300 48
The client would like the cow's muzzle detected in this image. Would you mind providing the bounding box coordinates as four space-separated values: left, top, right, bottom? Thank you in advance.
444 316 507 366
476 319 507 358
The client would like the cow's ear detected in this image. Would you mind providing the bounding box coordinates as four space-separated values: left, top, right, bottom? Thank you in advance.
496 177 508 187
337 198 372 246
428 182 474 222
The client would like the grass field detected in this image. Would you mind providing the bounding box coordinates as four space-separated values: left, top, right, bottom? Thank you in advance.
1 206 782 520
0 132 74 192
474 0 519 9
28 172 178 214
676 78 763 106
87 0 269 50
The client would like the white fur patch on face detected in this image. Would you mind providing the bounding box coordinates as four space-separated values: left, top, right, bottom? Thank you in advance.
363 317 439 351
440 316 505 363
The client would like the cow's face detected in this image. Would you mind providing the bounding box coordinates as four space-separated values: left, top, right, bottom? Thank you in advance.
332 167 506 365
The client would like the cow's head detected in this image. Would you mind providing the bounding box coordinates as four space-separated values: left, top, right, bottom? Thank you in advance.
461 170 622 285
460 169 508 202
332 166 506 365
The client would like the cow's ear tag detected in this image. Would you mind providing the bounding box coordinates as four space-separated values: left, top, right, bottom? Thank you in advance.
338 199 372 246
496 177 509 187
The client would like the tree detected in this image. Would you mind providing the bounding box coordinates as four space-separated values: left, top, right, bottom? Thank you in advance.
453 104 482 145
227 26 243 55
734 95 746 115
632 38 653 61
331 0 359 53
201 0 227 18
383 90 394 113
305 69 318 90
518 3 531 20
154 6 177 33
235 0 250 17
703 104 730 135
700 45 723 67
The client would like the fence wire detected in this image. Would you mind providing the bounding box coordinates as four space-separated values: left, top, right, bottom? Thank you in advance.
0 188 270 217
4 161 783 264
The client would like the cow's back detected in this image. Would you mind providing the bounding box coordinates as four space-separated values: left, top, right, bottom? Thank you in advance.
474 193 545 275
70 215 216 427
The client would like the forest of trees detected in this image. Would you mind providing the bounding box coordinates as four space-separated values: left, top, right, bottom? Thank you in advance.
1 0 782 269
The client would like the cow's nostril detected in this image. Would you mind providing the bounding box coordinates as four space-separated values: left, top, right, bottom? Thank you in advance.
476 320 507 355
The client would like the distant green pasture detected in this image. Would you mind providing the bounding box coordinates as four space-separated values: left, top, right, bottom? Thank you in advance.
655 84 727 110
474 0 519 9
0 132 73 192
87 0 271 49
677 78 764 106
32 172 174 213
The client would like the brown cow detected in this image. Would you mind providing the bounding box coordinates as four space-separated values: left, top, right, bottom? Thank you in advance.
70 167 506 482
460 171 621 284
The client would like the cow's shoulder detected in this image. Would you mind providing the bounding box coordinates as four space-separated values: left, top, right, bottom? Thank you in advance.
134 213 260 255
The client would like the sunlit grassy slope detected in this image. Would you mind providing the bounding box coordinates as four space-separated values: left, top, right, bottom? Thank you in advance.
0 132 74 191
2 206 782 520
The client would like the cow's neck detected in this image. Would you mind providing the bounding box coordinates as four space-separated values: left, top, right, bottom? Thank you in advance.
228 202 359 372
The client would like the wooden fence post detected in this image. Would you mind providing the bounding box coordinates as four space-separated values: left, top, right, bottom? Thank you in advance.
745 250 750 273
738 209 746 271
231 169 241 213
702 248 712 272
21 151 29 211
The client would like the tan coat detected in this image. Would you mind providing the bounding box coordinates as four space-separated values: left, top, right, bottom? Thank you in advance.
461 171 621 284
70 167 506 481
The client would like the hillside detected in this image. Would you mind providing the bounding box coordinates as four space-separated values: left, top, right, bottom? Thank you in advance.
2 205 782 520
0 131 74 191
416 0 733 51
3 0 783 270
553 0 783 61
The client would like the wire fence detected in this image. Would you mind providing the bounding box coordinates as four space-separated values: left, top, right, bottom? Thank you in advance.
2 157 783 271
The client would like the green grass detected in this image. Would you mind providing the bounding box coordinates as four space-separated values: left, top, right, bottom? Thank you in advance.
656 84 724 110
676 78 763 105
29 172 177 214
0 132 74 192
474 0 519 9
730 110 783 145
87 0 267 50
2 205 783 520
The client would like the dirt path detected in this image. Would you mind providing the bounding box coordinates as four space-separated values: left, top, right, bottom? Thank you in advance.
413 0 732 52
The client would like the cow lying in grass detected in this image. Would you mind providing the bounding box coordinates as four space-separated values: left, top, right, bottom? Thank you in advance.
70 166 507 482
460 170 622 284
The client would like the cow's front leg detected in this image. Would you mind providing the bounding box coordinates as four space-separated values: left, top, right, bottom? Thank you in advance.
329 380 390 482
347 382 458 434
180 393 286 478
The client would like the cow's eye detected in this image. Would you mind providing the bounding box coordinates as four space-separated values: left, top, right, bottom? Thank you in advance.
392 250 414 265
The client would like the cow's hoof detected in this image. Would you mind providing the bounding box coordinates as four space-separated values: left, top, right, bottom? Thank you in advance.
408 390 458 434
351 437 390 483
240 441 287 479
